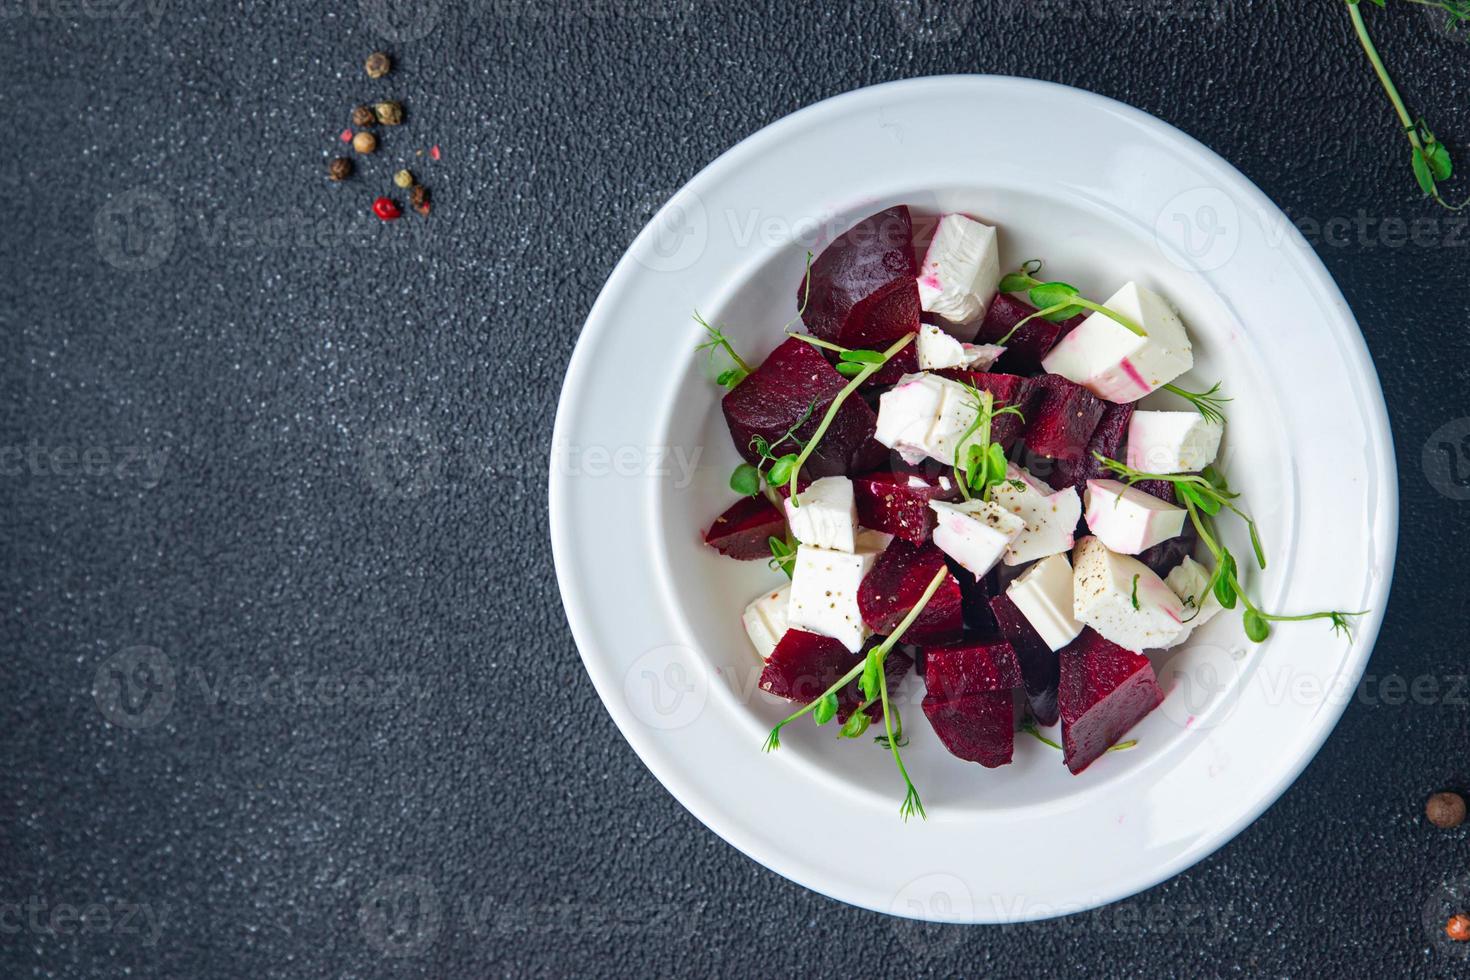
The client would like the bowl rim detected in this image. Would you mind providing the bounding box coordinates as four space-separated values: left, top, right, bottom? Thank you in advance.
549 74 1398 921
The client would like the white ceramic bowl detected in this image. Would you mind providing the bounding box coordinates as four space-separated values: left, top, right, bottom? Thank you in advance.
550 76 1396 922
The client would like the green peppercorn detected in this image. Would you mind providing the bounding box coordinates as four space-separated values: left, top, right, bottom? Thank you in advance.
394 169 414 189
365 51 391 79
375 101 404 126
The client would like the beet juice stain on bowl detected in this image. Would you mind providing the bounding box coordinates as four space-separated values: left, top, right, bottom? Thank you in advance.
689 203 1368 819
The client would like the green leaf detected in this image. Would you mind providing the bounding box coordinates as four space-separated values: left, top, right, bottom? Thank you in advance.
1029 282 1084 321
987 443 1008 484
859 653 882 703
813 692 838 726
1427 141 1454 182
1243 609 1270 643
839 349 886 364
730 463 760 497
1179 483 1222 516
767 454 798 486
1412 148 1436 196
1213 555 1238 609
835 361 866 378
839 711 870 739
998 273 1033 293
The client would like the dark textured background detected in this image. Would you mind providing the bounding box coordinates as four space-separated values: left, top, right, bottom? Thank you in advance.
4 0 1469 976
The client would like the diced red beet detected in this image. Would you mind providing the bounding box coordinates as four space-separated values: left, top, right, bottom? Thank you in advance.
760 630 912 724
974 294 1088 374
1138 519 1198 577
801 206 921 349
922 692 1015 768
853 471 952 545
936 371 1040 450
989 591 1060 726
922 638 1022 698
858 540 964 644
1025 374 1106 461
1052 402 1133 496
1057 628 1164 774
722 337 886 478
760 630 853 704
1135 479 1179 505
703 496 785 560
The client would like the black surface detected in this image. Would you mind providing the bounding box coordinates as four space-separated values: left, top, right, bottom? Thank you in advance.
4 1 1470 976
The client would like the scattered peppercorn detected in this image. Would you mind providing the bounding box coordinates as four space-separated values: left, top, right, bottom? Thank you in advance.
409 184 430 216
1447 914 1470 942
373 196 402 221
328 157 353 181
375 101 404 126
394 169 415 189
365 51 391 79
352 131 377 155
351 104 377 128
1427 791 1466 829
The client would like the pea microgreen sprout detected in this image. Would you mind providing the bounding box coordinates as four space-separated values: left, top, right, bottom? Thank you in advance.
997 264 1147 339
693 312 753 390
951 384 1024 502
1347 1 1468 210
1020 720 1135 753
762 563 949 821
784 332 916 503
1097 452 1367 643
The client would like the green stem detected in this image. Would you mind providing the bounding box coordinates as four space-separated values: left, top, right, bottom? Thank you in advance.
788 333 915 500
1070 297 1146 337
1348 2 1419 139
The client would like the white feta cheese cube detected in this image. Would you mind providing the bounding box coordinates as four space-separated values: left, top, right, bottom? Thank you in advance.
990 464 1083 565
916 324 1004 372
784 476 857 553
1164 556 1224 643
787 542 880 652
928 498 1025 580
1072 536 1186 653
874 372 982 467
1006 553 1083 651
742 584 790 660
1039 282 1194 403
1083 479 1187 555
1126 410 1224 474
916 214 1001 335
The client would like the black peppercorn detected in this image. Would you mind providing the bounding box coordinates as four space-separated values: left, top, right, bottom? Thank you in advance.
351 104 376 128
328 157 353 181
365 51 391 79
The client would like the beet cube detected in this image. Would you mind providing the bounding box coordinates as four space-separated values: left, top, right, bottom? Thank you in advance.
801 206 921 349
722 337 886 478
1051 402 1132 496
922 692 1015 768
947 558 999 633
922 638 1022 699
1057 628 1164 774
989 591 1060 726
858 540 964 644
1025 374 1105 461
704 495 785 560
974 294 1064 375
760 630 912 724
853 471 952 545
